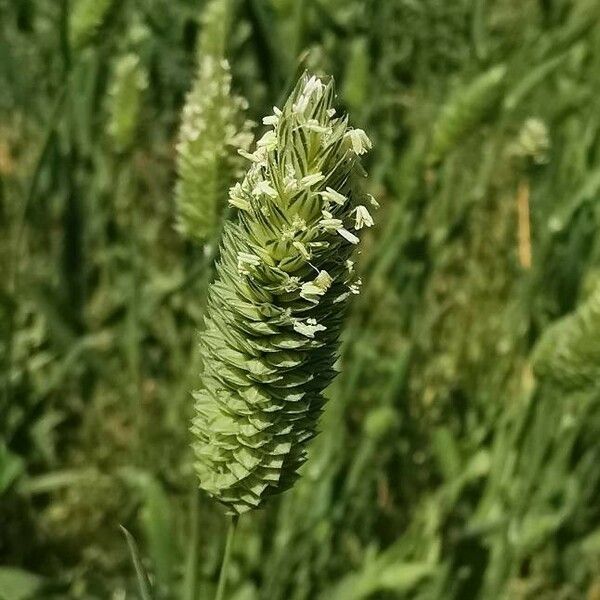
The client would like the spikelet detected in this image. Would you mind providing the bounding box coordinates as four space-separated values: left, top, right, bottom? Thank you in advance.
191 73 376 514
532 283 600 393
107 54 148 153
69 0 114 50
427 64 506 165
175 0 253 245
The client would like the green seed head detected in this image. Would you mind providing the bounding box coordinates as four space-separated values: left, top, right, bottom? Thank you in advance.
191 73 376 514
107 53 148 153
69 0 114 50
175 0 253 244
533 283 600 393
427 64 506 165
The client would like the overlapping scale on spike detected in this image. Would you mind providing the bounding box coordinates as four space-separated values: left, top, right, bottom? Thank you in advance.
192 73 376 514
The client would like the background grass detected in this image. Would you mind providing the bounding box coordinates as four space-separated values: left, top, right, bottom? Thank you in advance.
2 0 600 598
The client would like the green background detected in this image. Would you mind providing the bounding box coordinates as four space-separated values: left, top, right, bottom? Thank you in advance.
2 0 600 598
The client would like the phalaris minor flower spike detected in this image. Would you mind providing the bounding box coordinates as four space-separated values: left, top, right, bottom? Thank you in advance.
191 73 376 514
175 0 253 245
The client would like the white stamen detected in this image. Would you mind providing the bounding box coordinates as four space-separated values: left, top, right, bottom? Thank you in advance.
293 317 326 338
237 252 261 275
238 149 262 163
293 241 310 260
256 130 277 151
252 181 277 198
300 173 325 188
338 228 360 244
320 187 347 206
354 205 374 229
263 114 279 126
345 128 372 155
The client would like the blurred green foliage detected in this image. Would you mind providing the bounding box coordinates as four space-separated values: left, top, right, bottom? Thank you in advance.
2 0 600 598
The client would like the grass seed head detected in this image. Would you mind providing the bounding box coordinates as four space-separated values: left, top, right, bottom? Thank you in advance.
107 53 148 153
533 283 600 393
191 73 376 514
175 0 253 244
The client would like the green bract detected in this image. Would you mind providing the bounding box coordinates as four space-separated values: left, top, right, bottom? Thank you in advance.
191 74 376 514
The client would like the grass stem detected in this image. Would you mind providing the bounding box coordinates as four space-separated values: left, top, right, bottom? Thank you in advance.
215 515 238 600
182 488 201 600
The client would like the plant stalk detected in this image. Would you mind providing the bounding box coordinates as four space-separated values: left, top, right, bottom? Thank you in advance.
182 488 201 600
215 515 238 600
